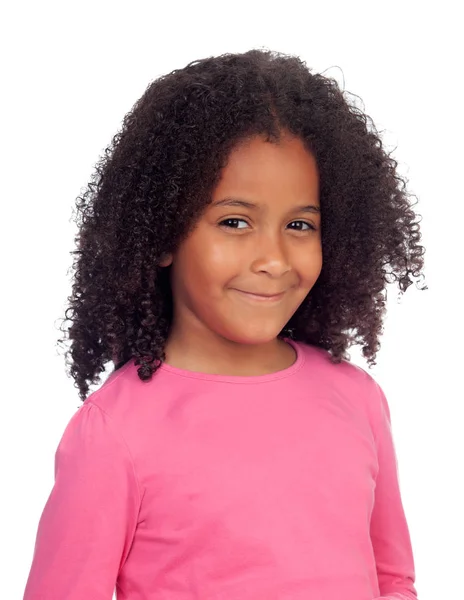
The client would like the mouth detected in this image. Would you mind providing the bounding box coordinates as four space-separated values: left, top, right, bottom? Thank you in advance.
232 289 286 302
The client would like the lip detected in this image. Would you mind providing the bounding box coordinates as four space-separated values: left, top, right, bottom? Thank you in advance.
232 289 286 302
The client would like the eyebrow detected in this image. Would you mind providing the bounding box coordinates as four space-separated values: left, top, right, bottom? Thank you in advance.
212 197 321 214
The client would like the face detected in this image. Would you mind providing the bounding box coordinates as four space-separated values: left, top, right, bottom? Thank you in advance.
161 133 322 346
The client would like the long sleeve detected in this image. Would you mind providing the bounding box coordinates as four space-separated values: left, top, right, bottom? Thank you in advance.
23 401 141 600
369 379 419 600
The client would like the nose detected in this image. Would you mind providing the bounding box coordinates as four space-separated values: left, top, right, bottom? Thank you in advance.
249 232 292 278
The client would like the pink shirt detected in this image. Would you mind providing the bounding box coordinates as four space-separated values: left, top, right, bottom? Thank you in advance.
23 340 418 599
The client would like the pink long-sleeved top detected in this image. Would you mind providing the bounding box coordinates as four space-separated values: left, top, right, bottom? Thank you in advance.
23 339 418 600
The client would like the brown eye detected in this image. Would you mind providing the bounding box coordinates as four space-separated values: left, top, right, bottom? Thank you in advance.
219 218 248 229
288 221 316 231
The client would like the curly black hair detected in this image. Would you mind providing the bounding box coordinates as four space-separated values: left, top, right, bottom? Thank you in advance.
57 48 428 402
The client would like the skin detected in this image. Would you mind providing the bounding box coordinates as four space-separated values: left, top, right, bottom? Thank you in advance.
160 132 322 376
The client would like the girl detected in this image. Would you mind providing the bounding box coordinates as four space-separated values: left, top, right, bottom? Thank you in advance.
23 49 426 600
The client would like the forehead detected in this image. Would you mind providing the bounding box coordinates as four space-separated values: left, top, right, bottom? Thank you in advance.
212 135 319 207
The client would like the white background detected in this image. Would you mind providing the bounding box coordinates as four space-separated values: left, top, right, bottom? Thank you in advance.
1 2 462 599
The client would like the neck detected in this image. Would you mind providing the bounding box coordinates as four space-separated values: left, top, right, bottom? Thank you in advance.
164 327 295 377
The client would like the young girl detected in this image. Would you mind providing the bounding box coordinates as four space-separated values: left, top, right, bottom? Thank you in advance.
23 49 426 600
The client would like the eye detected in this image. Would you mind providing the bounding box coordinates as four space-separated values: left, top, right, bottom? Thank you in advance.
219 218 249 229
287 220 316 231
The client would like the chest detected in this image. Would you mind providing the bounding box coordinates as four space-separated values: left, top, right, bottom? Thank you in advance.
138 391 379 539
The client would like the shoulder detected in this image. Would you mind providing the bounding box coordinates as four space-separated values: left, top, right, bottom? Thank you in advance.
79 358 185 451
295 340 374 385
57 361 141 455
84 359 139 413
294 340 383 413
81 357 159 426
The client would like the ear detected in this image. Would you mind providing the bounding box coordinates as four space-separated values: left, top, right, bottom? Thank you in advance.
158 253 173 267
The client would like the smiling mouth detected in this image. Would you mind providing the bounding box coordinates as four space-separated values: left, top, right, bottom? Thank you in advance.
232 289 286 302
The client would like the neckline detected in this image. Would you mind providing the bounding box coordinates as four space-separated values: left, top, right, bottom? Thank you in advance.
157 337 304 384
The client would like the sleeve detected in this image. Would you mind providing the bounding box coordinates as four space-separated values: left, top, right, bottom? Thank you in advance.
369 378 419 600
22 401 141 600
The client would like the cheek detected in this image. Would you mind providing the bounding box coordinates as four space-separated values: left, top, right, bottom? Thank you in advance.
207 240 242 278
180 233 240 291
294 246 323 285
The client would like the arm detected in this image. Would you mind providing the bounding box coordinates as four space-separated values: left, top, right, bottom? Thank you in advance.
22 401 141 600
369 379 419 600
